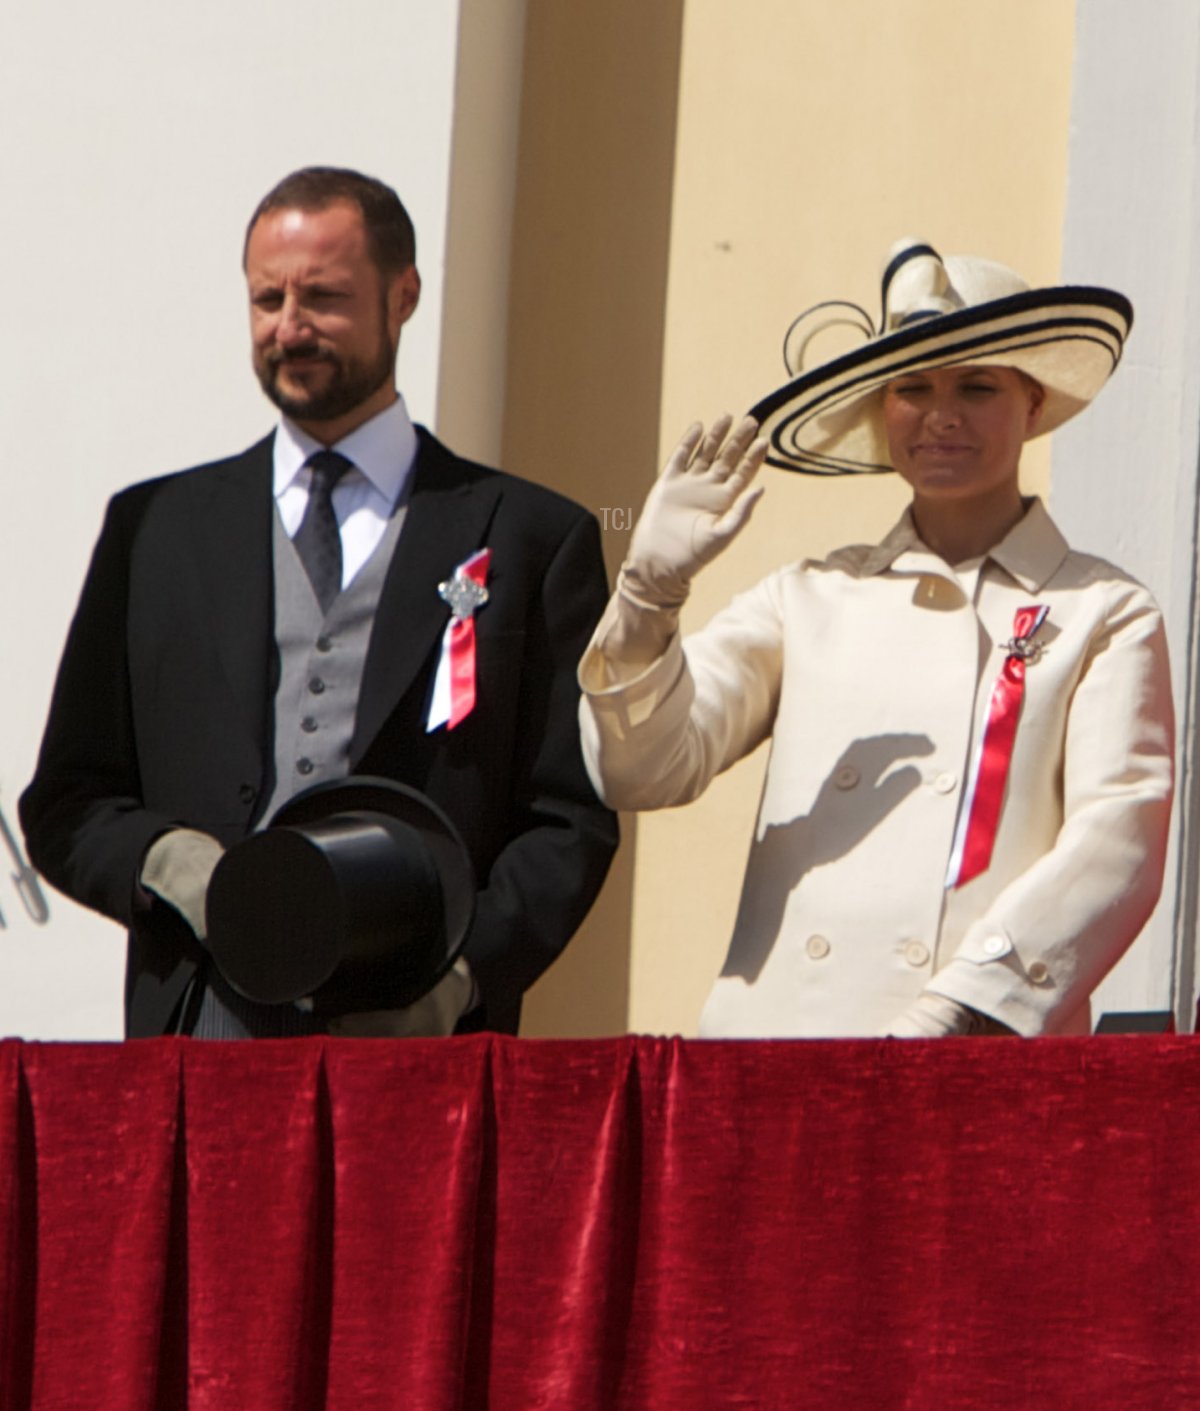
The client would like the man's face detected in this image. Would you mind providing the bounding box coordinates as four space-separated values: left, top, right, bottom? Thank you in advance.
245 200 420 438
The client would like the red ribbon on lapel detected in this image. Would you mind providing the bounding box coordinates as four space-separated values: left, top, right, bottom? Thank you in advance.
444 549 491 730
946 604 1049 889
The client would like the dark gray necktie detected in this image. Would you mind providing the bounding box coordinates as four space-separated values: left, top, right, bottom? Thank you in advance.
294 450 352 612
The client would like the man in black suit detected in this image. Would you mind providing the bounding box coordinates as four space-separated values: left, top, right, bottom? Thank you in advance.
20 166 617 1038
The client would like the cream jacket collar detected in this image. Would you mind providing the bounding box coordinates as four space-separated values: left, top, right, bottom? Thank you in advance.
859 497 1070 592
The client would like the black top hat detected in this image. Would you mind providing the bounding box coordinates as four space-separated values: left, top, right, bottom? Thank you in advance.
205 776 475 1014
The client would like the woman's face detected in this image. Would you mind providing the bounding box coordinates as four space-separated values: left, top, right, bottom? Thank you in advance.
881 364 1044 506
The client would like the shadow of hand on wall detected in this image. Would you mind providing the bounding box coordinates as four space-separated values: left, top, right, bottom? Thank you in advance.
719 733 934 983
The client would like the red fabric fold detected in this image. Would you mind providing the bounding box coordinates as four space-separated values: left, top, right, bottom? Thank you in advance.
0 1035 1197 1408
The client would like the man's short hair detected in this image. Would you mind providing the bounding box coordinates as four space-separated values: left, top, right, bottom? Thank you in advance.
244 166 417 277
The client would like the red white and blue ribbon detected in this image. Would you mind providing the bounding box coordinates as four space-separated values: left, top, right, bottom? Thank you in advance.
945 604 1049 889
427 548 491 732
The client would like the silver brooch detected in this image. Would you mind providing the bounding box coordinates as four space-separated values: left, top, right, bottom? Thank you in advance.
438 573 489 622
1003 634 1045 663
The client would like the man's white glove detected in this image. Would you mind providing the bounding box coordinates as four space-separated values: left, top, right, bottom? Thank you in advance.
140 828 225 941
325 959 475 1038
884 991 979 1038
621 414 767 609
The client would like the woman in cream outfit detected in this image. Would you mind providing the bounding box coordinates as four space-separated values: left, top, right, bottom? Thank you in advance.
579 241 1174 1038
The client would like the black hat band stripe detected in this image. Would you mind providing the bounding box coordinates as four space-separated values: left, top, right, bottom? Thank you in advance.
767 319 1125 431
762 323 1127 475
751 299 1130 426
878 242 942 329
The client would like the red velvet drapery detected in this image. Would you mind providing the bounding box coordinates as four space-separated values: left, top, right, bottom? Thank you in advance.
1 1034 1196 1408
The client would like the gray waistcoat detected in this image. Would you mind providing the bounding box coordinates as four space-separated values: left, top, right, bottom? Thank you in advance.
192 501 409 1038
261 503 409 824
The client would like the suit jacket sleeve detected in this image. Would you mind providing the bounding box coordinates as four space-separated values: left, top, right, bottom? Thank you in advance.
464 510 619 1014
20 486 179 926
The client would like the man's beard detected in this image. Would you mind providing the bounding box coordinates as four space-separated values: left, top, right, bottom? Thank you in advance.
256 336 394 423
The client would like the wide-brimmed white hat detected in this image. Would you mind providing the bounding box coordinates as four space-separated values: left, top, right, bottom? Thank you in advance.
749 239 1133 474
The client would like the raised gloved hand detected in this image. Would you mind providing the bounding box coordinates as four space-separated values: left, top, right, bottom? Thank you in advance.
325 959 475 1038
140 828 225 941
621 414 768 609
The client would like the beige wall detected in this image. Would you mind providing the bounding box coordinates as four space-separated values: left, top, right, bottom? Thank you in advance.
502 0 687 1035
509 0 1077 1035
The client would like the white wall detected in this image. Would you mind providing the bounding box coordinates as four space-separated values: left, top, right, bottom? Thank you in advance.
1053 0 1200 1026
1 3 468 1036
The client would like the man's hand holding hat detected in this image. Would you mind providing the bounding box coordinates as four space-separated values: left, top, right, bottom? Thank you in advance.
326 959 475 1038
140 828 225 941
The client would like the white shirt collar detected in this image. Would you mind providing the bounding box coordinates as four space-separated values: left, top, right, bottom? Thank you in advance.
272 393 419 508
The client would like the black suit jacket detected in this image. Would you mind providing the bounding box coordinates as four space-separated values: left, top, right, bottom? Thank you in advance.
21 427 618 1036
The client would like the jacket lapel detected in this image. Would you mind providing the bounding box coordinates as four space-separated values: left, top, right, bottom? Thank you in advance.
352 429 502 759
188 436 276 754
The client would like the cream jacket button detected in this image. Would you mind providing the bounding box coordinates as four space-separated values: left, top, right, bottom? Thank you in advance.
982 935 1008 957
1028 961 1050 984
806 935 831 960
904 941 930 967
834 765 860 790
933 771 958 794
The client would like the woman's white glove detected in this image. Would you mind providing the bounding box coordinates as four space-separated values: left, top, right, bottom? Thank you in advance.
621 415 768 609
884 992 1000 1038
